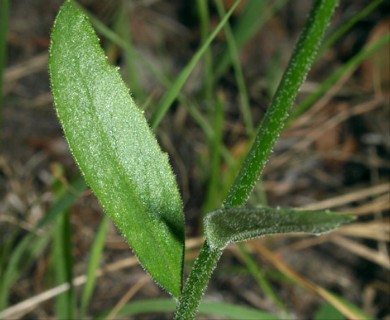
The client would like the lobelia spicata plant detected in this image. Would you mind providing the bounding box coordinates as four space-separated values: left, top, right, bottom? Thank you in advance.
49 0 354 319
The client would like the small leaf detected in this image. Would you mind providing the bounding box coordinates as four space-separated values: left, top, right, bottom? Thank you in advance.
204 206 355 250
49 1 184 297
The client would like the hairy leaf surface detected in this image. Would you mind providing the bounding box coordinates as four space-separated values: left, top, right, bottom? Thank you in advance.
204 206 354 250
49 1 184 297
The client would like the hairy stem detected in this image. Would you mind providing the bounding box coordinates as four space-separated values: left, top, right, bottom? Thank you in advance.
173 242 222 320
174 0 339 318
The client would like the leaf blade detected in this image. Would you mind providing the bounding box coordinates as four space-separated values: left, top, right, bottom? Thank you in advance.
204 206 355 250
49 0 184 297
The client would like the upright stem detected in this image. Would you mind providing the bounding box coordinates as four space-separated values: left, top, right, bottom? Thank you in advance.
174 0 339 318
223 0 338 207
174 242 222 320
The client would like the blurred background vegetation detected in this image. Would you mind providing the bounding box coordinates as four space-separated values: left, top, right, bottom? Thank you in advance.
0 0 389 319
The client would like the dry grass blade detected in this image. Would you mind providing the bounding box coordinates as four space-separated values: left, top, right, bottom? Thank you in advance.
338 219 390 241
0 257 138 319
293 98 385 151
278 234 333 252
331 235 390 269
267 97 388 173
344 194 390 216
106 275 150 320
0 237 204 319
290 68 356 130
250 242 367 320
4 52 47 92
282 218 389 252
302 183 389 211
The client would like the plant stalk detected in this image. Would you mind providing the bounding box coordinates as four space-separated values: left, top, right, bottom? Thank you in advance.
174 242 222 320
174 0 339 318
223 0 339 207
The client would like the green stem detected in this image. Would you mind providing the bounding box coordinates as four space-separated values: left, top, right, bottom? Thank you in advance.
174 242 222 320
174 0 339 318
223 0 338 207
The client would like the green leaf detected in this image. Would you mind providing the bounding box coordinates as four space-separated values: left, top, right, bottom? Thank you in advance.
314 303 344 320
49 0 184 297
204 206 355 250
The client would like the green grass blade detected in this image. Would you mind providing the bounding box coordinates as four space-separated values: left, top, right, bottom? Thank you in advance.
0 235 30 309
53 210 75 320
196 0 214 106
223 0 340 207
203 94 224 213
214 0 288 80
37 176 86 228
314 303 344 320
0 229 52 309
80 215 109 317
185 101 235 168
199 300 281 319
0 232 17 279
236 243 287 313
323 292 371 320
290 31 390 120
215 0 253 135
321 0 384 52
149 0 241 129
0 176 85 309
49 1 184 297
100 298 280 319
74 3 130 52
112 2 144 100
